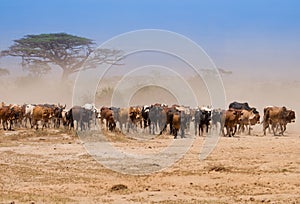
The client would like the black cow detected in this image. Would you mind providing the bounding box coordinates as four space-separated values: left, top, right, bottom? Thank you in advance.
229 102 252 111
211 109 223 130
69 106 93 131
53 104 66 128
194 107 211 136
141 105 150 129
228 102 259 114
148 105 163 134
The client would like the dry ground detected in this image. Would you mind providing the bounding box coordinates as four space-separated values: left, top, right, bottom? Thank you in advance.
0 128 299 204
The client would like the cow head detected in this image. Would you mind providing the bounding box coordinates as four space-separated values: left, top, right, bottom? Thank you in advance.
286 110 296 123
129 106 142 123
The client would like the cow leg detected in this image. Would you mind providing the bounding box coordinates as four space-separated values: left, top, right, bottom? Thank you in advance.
233 125 237 136
3 120 7 131
35 120 39 130
279 124 284 136
88 120 91 130
206 123 209 135
263 121 269 136
225 126 229 137
127 121 130 133
200 124 204 136
169 123 173 135
282 124 287 135
75 120 78 131
24 117 27 128
42 120 45 130
80 120 84 131
159 124 167 135
221 124 226 136
29 117 32 128
248 124 251 135
105 119 109 131
119 122 122 131
271 123 277 136
173 128 178 139
147 119 151 133
229 127 234 137
180 127 185 138
237 124 242 134
194 122 198 136
9 120 13 131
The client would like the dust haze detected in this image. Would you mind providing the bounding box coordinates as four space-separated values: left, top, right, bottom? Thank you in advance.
0 68 299 132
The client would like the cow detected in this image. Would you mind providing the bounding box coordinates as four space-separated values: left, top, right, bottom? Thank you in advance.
281 109 296 134
69 106 93 131
179 110 187 138
159 105 178 135
52 104 66 128
263 106 296 136
61 109 70 128
148 104 164 135
35 104 57 128
82 103 98 126
24 104 36 128
211 109 223 130
127 106 142 132
229 101 252 111
172 112 181 138
118 108 129 131
9 104 24 128
238 109 260 135
100 107 116 131
221 109 242 137
0 105 16 130
176 106 191 135
194 106 212 136
141 105 150 129
110 107 120 125
31 106 53 130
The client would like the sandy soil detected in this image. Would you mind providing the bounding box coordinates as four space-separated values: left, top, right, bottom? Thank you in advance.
0 127 299 204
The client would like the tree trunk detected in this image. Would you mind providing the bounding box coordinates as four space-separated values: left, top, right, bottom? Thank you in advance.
61 69 70 81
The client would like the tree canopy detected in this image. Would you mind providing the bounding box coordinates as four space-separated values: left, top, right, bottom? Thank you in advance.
1 33 123 80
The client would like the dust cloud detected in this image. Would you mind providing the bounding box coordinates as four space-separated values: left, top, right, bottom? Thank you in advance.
0 70 299 132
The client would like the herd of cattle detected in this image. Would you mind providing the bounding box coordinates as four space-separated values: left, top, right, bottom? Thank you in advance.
0 101 296 138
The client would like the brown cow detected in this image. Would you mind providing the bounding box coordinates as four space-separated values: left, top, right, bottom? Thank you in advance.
100 107 116 131
9 104 24 128
263 106 295 136
31 106 53 130
221 109 241 137
281 110 296 133
238 109 260 135
0 105 15 130
128 106 142 132
172 112 181 138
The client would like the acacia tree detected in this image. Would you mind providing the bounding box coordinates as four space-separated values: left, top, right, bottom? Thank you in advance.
1 33 123 81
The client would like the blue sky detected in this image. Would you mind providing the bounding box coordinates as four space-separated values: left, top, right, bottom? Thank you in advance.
1 0 300 78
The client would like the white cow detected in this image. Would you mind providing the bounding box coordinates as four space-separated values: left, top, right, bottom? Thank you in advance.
24 104 36 128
